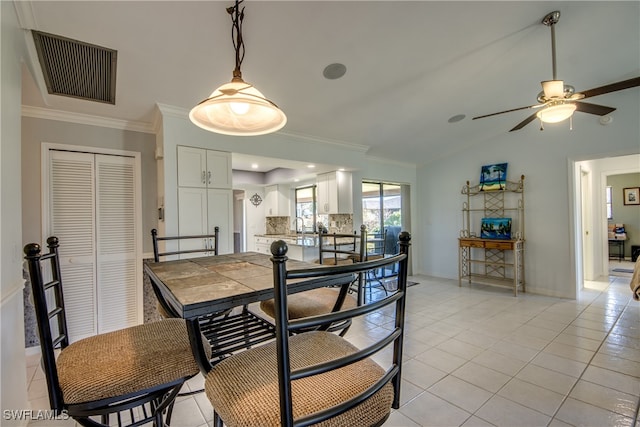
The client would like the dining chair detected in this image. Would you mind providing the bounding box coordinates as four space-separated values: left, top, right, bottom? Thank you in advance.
150 229 276 365
24 236 205 427
203 232 411 427
258 226 367 336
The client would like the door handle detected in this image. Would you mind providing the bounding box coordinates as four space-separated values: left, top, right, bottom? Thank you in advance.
207 171 212 184
202 171 206 184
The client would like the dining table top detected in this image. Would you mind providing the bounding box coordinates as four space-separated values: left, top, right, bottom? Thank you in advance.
144 251 354 320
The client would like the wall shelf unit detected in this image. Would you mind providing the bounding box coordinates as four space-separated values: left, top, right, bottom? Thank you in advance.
458 175 525 296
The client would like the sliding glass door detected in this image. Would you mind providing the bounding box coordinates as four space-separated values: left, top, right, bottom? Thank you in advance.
362 181 402 256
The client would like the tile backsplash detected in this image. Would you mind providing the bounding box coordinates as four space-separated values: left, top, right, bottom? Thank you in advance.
328 214 354 234
266 216 290 235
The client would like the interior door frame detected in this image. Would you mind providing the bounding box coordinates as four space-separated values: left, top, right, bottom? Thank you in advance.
41 142 143 324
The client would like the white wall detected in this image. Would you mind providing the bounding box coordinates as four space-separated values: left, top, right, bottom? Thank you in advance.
158 106 419 270
418 89 640 299
1 1 29 422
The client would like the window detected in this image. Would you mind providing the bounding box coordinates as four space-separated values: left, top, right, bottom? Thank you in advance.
606 186 613 219
295 185 316 232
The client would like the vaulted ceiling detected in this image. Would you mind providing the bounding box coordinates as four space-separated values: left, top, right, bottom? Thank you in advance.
18 1 640 165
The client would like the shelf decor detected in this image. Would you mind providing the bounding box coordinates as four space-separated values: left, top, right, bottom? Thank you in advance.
480 217 512 239
479 163 508 191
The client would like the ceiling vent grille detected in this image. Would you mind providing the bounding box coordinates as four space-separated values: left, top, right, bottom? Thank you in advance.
32 31 117 104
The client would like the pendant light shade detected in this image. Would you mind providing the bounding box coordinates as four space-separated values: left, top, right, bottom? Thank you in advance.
189 0 286 136
189 78 287 136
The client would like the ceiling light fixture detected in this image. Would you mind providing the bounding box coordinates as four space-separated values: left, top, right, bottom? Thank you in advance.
536 100 576 124
189 0 286 136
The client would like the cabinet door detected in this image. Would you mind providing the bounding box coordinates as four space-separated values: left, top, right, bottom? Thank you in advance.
178 187 208 258
208 189 234 254
177 146 207 188
206 150 231 188
317 173 330 213
265 185 277 216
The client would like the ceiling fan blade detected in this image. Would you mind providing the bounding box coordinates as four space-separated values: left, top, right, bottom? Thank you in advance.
509 113 538 132
580 77 640 99
574 102 616 116
472 104 541 120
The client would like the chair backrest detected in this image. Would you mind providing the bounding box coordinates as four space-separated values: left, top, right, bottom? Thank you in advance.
366 228 388 259
151 227 219 262
24 237 68 413
270 231 411 426
318 224 366 265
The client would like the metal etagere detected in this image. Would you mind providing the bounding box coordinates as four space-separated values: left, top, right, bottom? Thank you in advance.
458 175 525 296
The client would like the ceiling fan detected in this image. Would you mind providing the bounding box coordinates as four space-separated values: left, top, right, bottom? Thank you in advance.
473 11 640 132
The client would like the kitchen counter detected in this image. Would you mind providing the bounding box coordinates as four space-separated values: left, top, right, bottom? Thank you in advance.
254 234 317 248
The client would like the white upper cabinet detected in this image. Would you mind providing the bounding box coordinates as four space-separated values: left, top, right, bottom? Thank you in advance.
264 184 291 216
177 146 231 189
317 171 353 214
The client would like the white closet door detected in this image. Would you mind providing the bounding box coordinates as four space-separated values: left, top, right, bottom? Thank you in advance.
95 155 138 332
49 151 97 340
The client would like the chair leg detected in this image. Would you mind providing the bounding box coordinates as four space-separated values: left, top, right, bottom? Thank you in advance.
213 411 224 427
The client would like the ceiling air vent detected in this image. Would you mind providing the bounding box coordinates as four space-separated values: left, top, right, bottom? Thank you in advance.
32 30 117 104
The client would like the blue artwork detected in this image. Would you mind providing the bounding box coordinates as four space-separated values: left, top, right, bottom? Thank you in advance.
479 163 508 191
481 218 512 239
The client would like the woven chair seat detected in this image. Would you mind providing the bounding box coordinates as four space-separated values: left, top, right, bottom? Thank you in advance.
57 318 204 404
259 288 357 319
319 258 355 266
205 331 393 427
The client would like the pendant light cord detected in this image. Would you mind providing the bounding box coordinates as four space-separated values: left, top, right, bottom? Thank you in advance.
227 0 245 80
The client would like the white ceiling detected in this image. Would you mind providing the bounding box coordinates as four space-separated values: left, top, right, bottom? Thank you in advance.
18 1 640 165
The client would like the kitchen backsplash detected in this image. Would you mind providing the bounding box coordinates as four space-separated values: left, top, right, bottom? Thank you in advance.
328 213 353 234
266 216 290 235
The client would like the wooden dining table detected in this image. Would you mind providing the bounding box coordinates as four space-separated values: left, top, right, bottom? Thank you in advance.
144 251 354 371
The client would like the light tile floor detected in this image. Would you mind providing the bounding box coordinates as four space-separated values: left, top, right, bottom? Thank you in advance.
27 267 640 427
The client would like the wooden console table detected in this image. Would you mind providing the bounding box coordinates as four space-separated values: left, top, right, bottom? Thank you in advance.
458 237 525 296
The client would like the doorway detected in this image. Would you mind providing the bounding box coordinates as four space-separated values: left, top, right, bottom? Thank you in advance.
573 153 640 291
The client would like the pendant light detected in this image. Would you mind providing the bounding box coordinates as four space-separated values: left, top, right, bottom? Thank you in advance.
189 0 286 136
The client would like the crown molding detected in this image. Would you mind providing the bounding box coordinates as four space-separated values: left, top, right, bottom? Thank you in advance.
154 103 369 154
14 1 37 30
22 106 156 134
366 155 417 168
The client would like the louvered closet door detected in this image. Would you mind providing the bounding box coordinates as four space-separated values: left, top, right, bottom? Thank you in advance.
49 151 98 340
95 155 138 332
48 150 140 340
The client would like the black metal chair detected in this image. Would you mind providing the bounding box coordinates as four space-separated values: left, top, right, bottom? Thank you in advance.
150 228 276 365
259 226 366 336
203 232 411 427
24 237 204 427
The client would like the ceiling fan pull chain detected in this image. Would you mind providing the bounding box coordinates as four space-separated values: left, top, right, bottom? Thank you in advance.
539 119 544 131
569 115 573 131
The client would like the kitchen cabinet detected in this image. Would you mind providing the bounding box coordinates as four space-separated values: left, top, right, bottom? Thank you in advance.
317 171 352 214
254 235 317 261
179 187 233 254
177 146 233 254
264 184 291 216
177 146 231 189
458 175 525 296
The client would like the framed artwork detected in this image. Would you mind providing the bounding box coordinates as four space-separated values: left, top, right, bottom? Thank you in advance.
481 217 512 239
623 187 639 205
479 163 508 191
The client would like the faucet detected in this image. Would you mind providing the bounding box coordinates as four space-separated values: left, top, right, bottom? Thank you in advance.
294 217 305 236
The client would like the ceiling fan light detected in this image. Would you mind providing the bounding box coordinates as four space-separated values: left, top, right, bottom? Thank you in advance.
541 80 565 99
536 102 576 123
189 79 287 136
